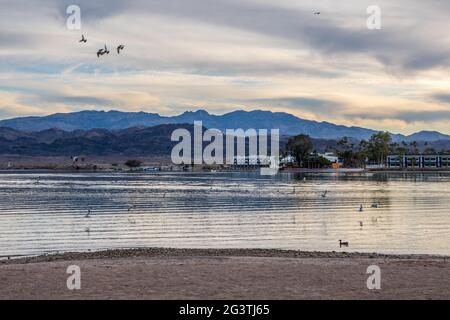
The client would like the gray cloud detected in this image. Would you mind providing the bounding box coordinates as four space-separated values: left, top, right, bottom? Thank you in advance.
348 110 450 123
396 111 450 123
244 97 341 115
430 93 450 104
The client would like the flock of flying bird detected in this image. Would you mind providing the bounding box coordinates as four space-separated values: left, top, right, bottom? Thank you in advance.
78 34 125 58
78 10 321 58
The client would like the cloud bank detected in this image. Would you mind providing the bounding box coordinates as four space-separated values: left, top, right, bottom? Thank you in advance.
1 0 450 134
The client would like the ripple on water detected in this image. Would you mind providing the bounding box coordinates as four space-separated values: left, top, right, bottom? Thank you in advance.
0 172 449 257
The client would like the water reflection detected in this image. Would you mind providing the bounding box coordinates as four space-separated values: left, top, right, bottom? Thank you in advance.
0 171 449 257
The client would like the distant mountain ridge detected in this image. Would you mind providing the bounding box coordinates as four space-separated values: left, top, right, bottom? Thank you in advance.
0 124 192 156
1 125 449 157
0 109 449 142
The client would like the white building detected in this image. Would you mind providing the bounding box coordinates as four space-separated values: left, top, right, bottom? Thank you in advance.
318 152 339 164
280 155 296 165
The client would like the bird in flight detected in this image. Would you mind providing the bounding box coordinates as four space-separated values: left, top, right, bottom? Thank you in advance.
103 45 110 54
97 49 106 58
117 45 125 54
314 11 321 15
79 34 87 43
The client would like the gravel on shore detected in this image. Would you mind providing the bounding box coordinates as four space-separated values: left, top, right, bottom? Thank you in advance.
1 247 448 265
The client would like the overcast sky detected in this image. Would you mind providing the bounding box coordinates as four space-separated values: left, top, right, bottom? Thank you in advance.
1 0 450 134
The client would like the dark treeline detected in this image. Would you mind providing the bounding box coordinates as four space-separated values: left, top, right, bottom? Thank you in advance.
285 132 450 168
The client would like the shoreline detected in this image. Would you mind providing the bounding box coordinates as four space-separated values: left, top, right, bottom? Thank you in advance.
1 248 449 299
2 248 448 265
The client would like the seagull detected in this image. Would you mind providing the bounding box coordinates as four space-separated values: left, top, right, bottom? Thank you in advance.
127 204 136 212
117 45 125 54
97 49 105 58
321 190 328 198
359 204 364 212
314 11 321 15
339 240 349 248
79 34 87 43
371 203 379 208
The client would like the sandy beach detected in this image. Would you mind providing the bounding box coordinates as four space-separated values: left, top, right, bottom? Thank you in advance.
0 248 449 300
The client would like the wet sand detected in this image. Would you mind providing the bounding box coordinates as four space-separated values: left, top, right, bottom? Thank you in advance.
0 248 449 300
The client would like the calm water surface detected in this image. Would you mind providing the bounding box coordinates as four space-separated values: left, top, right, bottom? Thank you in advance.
0 171 449 257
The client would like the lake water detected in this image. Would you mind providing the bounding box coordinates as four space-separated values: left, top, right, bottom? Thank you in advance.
0 171 449 257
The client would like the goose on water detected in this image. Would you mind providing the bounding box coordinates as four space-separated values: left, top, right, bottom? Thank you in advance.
339 240 349 247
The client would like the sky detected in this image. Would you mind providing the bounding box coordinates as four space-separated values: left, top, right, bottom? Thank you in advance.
1 0 450 134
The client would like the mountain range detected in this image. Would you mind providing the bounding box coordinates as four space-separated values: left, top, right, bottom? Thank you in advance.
0 125 191 156
1 125 449 157
0 109 449 142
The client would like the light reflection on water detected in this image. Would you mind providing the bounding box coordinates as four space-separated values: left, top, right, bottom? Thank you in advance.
0 171 449 257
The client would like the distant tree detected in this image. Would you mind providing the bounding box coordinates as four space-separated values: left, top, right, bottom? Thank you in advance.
286 134 313 167
125 159 143 168
423 147 437 155
367 132 392 165
390 141 409 167
409 141 419 154
336 137 365 167
317 156 332 168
